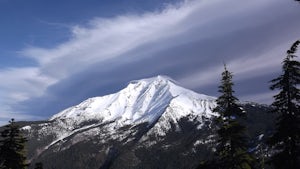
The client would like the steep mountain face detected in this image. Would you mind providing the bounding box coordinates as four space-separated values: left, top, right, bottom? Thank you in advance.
21 76 273 169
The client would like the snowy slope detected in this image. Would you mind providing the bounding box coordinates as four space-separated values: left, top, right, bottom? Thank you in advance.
50 75 216 130
24 75 218 152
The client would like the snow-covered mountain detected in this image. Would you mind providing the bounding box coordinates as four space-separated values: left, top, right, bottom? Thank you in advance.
21 76 272 169
48 75 216 137
51 75 217 125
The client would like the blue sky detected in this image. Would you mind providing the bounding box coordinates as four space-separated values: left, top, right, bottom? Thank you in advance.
0 0 300 125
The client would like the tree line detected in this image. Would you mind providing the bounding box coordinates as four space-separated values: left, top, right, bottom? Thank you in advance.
0 119 43 169
198 40 300 169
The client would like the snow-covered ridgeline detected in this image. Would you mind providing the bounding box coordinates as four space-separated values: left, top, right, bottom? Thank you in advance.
22 76 219 152
49 76 216 130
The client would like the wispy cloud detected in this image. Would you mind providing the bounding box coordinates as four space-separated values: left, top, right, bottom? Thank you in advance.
21 0 198 76
0 68 56 99
177 42 290 88
240 91 278 104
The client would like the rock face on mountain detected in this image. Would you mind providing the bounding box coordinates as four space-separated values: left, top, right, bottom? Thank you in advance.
21 76 272 169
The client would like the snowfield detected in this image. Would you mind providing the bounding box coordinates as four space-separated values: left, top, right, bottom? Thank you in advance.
25 75 218 150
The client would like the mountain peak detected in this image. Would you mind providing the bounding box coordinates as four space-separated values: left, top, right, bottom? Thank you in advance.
129 75 178 86
129 75 179 90
127 75 212 99
50 75 216 132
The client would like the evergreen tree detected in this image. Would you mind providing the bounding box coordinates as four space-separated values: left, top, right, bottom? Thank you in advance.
268 40 300 169
0 118 29 169
213 65 255 169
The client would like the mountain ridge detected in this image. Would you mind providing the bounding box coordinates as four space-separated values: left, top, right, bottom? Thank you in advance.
19 75 272 169
48 75 216 133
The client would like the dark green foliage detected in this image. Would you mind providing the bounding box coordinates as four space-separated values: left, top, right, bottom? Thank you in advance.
0 119 29 169
34 162 43 169
212 65 255 169
268 40 300 169
197 160 215 169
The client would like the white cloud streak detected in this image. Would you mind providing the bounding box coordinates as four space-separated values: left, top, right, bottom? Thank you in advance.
239 91 278 105
22 0 199 78
178 34 298 89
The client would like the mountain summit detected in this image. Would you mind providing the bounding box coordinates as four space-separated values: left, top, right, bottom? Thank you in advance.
50 75 217 132
21 76 270 169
